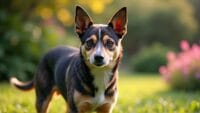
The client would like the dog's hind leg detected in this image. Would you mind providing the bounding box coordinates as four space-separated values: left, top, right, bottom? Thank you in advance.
35 63 55 113
36 92 53 113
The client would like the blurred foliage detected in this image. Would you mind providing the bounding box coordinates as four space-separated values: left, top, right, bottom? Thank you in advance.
124 0 198 54
0 0 113 81
0 0 200 80
131 43 171 73
190 0 200 26
0 0 100 81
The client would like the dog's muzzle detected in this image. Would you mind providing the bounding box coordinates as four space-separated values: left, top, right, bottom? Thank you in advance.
94 55 105 66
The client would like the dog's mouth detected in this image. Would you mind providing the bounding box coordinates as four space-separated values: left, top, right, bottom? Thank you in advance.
94 62 105 67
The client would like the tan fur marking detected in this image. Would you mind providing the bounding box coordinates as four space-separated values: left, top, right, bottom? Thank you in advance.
102 35 115 45
37 87 60 113
74 90 93 112
74 89 117 113
83 84 92 93
40 96 52 113
52 86 60 96
78 102 93 113
81 46 87 60
97 91 118 113
96 103 112 113
102 35 115 64
102 35 122 62
82 35 97 60
87 35 97 43
105 90 117 103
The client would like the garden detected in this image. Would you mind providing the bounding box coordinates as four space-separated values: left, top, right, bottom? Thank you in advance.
1 0 200 113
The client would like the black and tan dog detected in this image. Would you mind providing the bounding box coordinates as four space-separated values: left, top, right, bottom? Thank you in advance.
11 6 127 113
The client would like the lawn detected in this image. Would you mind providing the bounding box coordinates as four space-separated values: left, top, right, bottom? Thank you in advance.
0 73 200 113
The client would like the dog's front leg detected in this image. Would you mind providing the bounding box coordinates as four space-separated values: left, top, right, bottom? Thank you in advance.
67 102 92 113
76 102 92 113
96 103 113 113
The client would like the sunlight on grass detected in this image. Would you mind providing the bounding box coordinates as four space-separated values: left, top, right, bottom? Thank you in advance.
114 73 169 113
0 74 200 113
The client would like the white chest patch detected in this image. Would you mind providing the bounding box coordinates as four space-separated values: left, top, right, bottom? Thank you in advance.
91 69 112 106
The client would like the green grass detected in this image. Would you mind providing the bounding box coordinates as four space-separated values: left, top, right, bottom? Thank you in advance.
1 73 200 113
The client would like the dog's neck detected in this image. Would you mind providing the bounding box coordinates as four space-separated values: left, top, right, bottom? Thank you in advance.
77 52 122 96
90 68 113 90
84 55 121 105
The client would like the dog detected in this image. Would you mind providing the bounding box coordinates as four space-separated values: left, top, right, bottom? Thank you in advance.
10 6 127 113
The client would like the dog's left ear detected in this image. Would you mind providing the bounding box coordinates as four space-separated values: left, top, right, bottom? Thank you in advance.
75 6 93 37
108 7 127 38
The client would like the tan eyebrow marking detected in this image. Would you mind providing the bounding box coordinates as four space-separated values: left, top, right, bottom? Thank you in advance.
102 35 115 44
86 35 97 43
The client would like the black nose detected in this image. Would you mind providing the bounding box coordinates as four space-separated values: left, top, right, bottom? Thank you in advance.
94 55 104 64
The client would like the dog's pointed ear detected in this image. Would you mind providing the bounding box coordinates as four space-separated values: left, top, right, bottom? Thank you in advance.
108 7 127 38
75 6 93 37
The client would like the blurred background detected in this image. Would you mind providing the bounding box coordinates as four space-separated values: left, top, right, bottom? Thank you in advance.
0 0 200 81
1 0 200 112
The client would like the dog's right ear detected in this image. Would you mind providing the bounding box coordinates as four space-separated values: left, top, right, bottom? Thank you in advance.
75 6 93 37
108 7 127 38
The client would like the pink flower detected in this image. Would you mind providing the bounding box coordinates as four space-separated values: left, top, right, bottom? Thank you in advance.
191 44 200 60
159 66 171 82
167 51 176 62
159 40 200 89
180 40 190 51
159 66 167 75
173 60 182 70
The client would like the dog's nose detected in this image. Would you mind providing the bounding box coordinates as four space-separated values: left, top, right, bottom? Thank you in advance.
94 55 104 64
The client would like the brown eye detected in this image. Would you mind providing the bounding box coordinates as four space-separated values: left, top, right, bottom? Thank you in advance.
106 40 115 50
85 39 95 50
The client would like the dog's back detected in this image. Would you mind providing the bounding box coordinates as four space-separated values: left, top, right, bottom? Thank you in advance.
41 46 79 75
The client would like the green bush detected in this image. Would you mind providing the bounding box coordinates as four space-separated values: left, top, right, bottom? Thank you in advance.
0 1 78 81
131 43 170 73
0 10 38 81
0 17 77 81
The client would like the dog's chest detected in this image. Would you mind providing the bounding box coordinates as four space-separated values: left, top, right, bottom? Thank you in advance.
91 69 112 105
73 69 118 112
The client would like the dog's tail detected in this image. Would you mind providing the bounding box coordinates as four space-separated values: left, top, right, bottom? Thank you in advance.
10 77 34 91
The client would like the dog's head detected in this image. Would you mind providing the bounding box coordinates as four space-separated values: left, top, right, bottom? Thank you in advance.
75 6 127 68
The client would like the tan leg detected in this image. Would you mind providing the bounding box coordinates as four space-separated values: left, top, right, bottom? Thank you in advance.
77 102 92 113
96 103 113 113
36 87 58 113
36 93 53 113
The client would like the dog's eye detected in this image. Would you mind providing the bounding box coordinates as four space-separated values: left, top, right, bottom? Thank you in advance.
105 40 115 50
85 40 95 50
